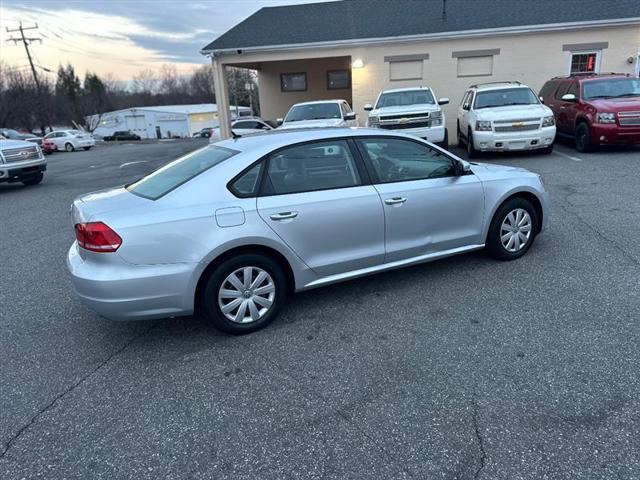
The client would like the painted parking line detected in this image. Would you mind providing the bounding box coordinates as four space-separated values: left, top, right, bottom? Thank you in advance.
119 160 149 168
554 150 584 162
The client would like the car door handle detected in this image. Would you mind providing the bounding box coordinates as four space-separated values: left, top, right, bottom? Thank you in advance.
270 211 298 221
384 197 407 205
559 106 566 110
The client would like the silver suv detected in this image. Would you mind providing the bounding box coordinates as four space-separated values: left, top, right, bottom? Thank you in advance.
0 137 47 186
68 128 548 334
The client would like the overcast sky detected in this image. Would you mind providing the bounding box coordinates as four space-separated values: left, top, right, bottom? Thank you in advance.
0 0 331 80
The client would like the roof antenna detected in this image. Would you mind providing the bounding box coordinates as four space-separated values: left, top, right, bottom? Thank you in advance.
442 0 447 20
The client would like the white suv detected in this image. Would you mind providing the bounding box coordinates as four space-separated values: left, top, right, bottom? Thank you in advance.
278 100 357 129
457 82 556 157
364 87 449 147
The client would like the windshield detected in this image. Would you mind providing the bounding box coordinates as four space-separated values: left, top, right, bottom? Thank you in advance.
376 90 435 109
474 88 539 109
583 78 640 100
284 103 341 122
127 146 238 200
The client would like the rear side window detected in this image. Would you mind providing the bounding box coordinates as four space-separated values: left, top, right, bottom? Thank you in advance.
264 140 361 195
539 81 558 101
127 146 237 199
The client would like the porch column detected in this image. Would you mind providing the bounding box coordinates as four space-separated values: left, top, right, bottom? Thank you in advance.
211 54 232 140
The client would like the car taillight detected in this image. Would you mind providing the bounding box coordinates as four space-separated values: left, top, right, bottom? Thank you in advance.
75 222 122 253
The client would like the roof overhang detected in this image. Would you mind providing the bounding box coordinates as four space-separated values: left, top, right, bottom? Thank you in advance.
201 17 640 57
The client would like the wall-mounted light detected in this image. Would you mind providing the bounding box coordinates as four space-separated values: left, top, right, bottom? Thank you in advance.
352 58 364 69
627 56 635 64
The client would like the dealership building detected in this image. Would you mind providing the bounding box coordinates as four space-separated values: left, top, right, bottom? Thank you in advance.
91 103 251 139
201 0 640 142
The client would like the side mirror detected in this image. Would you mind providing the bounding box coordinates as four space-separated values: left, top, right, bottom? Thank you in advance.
276 118 284 126
363 103 373 111
561 93 577 102
455 160 471 176
438 97 450 106
539 96 544 102
344 112 357 121
463 103 471 111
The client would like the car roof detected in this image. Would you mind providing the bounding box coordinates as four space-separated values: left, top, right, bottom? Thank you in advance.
290 100 346 107
472 82 530 92
214 127 417 153
379 86 432 94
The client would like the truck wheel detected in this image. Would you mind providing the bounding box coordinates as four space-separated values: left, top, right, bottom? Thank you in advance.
438 129 449 150
457 122 464 148
467 128 479 158
83 147 92 151
65 142 75 152
575 123 594 153
22 173 43 186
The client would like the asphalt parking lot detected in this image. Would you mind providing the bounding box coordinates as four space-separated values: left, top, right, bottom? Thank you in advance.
1 137 639 479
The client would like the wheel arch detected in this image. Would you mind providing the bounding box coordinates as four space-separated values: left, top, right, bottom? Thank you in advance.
484 189 545 241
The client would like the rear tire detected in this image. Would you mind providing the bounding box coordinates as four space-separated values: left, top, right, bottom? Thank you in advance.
575 123 594 152
467 128 479 158
486 197 538 261
65 142 74 152
21 173 43 186
201 254 287 334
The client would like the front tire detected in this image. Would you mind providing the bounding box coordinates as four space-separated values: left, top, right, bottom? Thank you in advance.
540 143 554 154
201 254 287 334
83 146 92 151
65 142 75 152
21 173 44 186
486 197 538 261
438 128 449 150
467 128 479 158
575 123 594 153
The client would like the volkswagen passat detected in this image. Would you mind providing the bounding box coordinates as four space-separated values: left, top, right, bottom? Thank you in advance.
67 128 549 334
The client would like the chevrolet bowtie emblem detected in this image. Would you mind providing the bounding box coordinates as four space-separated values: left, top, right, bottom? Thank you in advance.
398 118 409 124
512 122 524 128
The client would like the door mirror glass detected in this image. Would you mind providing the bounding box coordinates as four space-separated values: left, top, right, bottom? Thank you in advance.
561 93 576 102
363 103 373 111
438 97 450 106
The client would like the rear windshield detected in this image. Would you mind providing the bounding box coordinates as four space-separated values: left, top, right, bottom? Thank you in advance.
474 88 539 109
127 146 237 199
284 103 341 122
376 90 435 109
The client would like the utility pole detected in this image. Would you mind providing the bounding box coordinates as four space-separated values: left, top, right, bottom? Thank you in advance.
6 22 42 91
5 22 49 134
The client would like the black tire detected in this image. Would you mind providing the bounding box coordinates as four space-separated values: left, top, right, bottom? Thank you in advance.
575 123 594 153
201 254 287 334
65 142 74 152
540 143 554 154
457 123 464 148
438 128 449 150
83 146 92 151
21 173 43 186
486 197 538 261
467 128 479 158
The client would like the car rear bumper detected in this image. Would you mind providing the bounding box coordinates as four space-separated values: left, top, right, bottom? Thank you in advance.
67 243 197 321
473 127 556 151
591 124 640 145
0 162 46 183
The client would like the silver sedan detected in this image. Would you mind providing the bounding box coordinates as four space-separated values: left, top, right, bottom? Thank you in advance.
67 128 549 333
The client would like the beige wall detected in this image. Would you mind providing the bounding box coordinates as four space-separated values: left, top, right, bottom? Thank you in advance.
223 24 640 143
257 57 352 120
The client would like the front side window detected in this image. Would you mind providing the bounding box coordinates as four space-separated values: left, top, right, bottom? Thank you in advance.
358 138 455 183
375 89 435 109
474 88 540 109
127 146 237 200
264 140 361 195
284 103 341 122
582 78 640 100
280 72 307 92
570 52 599 74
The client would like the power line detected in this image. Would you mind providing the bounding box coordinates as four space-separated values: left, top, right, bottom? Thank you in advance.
5 22 43 90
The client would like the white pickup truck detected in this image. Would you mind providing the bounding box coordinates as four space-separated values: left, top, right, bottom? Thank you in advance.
364 86 450 147
0 136 47 186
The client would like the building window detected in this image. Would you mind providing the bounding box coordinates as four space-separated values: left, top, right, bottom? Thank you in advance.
389 61 423 81
456 56 493 77
570 52 600 74
280 72 307 92
327 70 351 90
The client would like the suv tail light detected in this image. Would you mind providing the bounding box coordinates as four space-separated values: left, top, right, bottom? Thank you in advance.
75 222 122 252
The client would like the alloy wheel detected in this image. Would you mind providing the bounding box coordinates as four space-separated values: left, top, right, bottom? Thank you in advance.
218 266 275 323
500 208 532 252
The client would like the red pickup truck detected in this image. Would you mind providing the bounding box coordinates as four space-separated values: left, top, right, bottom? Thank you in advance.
539 73 640 152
